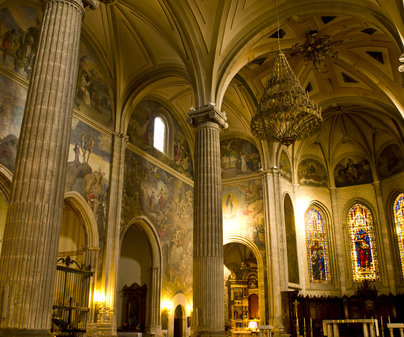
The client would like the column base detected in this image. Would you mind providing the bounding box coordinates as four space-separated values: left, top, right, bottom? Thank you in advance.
0 328 51 336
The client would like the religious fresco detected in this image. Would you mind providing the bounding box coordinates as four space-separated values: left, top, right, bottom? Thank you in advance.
0 73 26 172
305 206 331 283
65 117 112 251
0 6 42 79
347 203 379 282
284 194 299 284
74 43 113 129
222 179 265 250
121 149 193 300
279 150 292 182
220 138 261 179
127 100 193 180
378 144 404 180
334 156 372 187
298 159 328 187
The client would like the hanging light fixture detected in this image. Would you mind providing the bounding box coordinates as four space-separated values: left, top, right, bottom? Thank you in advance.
250 1 322 147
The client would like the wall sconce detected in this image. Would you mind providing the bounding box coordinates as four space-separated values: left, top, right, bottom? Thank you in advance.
94 290 105 322
161 298 172 330
161 298 172 313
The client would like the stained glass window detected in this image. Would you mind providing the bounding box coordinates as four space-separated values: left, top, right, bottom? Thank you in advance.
305 206 331 283
393 193 404 276
347 204 379 282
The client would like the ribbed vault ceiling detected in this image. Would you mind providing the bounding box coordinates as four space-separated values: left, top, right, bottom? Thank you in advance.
3 0 404 170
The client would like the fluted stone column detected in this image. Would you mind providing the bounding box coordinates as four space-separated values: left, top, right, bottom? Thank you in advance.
262 169 285 335
148 267 161 336
372 181 396 292
187 106 227 337
0 0 98 335
95 133 128 336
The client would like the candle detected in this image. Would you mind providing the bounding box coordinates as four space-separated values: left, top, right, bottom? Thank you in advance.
388 316 391 323
310 318 312 328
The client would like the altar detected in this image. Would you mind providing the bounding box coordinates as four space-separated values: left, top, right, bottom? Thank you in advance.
323 319 379 337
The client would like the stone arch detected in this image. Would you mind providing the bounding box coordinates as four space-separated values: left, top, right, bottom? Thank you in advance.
223 234 266 325
64 191 99 248
385 189 404 285
120 216 163 335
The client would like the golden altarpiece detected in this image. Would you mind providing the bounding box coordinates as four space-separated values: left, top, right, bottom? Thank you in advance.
226 254 260 333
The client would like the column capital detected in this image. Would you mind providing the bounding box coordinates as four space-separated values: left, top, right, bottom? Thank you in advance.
41 0 99 15
186 106 228 130
112 131 129 143
372 180 382 187
260 167 280 177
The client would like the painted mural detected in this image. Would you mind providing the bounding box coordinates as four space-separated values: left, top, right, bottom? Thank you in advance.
334 156 372 187
378 144 404 180
0 73 26 172
285 194 299 284
279 151 292 182
222 179 265 250
298 159 328 187
122 149 193 299
65 117 112 249
220 138 261 179
74 44 113 129
0 6 42 79
127 100 193 179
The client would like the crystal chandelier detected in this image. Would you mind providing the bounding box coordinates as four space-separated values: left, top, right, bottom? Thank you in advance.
250 4 323 147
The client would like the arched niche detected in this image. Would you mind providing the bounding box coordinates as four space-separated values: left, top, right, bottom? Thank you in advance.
119 216 162 335
223 235 266 326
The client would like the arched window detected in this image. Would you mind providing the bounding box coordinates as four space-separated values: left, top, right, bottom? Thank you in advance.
305 206 331 283
153 116 166 153
393 193 404 276
347 203 379 282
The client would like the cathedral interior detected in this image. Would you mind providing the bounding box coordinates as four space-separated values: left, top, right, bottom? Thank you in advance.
1 0 404 337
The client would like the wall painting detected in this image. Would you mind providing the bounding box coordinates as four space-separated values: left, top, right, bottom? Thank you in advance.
122 149 193 300
127 100 193 179
0 73 26 172
298 159 328 187
220 138 261 179
65 117 112 280
0 6 42 79
279 150 292 182
75 43 113 129
334 156 372 187
377 144 404 180
222 179 265 250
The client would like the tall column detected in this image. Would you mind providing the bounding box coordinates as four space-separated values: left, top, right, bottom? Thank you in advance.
329 187 344 292
148 267 161 336
372 181 396 292
96 132 128 336
0 0 98 335
262 169 285 335
187 106 227 337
